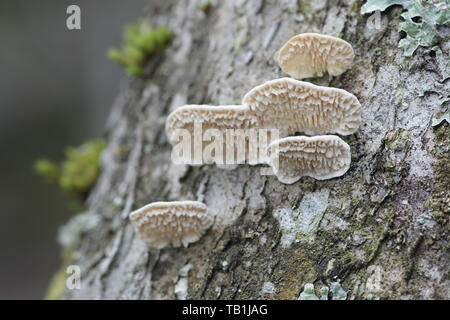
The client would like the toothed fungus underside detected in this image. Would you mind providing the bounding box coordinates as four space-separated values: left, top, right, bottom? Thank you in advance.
165 105 257 144
166 78 361 143
277 33 354 79
129 201 212 248
268 135 351 184
243 78 361 136
166 105 266 165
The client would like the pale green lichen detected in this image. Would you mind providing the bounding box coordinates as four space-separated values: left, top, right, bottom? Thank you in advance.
330 282 348 300
432 108 450 126
417 85 435 97
361 0 410 13
46 212 99 299
261 282 276 296
319 286 329 300
438 96 450 106
108 19 172 76
58 211 100 249
298 283 320 300
273 189 330 247
361 0 450 56
419 48 449 126
434 47 450 82
298 282 348 300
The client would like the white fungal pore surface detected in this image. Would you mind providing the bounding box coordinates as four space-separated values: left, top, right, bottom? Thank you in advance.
165 80 359 169
277 33 354 79
165 104 257 144
166 104 276 166
166 78 360 146
243 78 361 136
268 135 351 184
129 201 212 249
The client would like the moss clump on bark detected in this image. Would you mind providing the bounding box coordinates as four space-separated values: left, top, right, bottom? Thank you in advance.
430 125 449 219
34 140 106 209
45 249 75 300
108 20 172 76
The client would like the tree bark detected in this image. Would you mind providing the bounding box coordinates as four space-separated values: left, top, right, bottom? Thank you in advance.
63 0 449 300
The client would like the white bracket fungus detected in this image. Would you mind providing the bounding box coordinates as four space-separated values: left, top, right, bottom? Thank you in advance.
129 201 212 249
166 105 276 166
167 78 360 143
165 105 257 145
165 79 359 167
277 33 354 79
268 135 351 184
243 78 361 136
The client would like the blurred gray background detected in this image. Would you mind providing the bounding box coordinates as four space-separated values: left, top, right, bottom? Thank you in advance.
0 0 147 299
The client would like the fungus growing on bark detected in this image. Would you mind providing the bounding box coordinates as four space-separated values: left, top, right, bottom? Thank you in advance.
129 201 212 248
243 78 361 136
268 135 351 184
166 105 275 165
277 33 354 79
167 78 360 143
165 105 257 144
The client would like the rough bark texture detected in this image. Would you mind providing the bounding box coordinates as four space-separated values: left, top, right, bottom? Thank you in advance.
63 0 449 300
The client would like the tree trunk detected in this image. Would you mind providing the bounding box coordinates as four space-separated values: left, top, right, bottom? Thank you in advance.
63 0 449 300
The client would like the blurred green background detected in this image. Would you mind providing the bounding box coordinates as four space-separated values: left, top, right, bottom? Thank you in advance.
0 0 147 299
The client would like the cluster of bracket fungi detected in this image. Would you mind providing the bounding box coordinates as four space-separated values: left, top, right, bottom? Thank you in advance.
130 33 361 248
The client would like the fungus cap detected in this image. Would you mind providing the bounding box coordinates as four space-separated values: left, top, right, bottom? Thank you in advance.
277 33 354 79
129 201 212 248
268 135 351 184
166 104 257 144
243 78 361 136
166 105 267 166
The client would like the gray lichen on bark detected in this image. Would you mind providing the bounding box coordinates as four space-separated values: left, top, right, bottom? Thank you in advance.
62 0 449 299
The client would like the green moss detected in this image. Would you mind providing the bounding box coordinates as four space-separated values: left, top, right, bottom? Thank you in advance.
196 0 212 14
45 265 68 300
274 250 316 299
60 141 106 195
297 0 312 16
108 19 172 76
45 249 75 300
429 125 450 229
34 140 106 208
377 129 411 187
34 159 60 183
353 0 360 14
